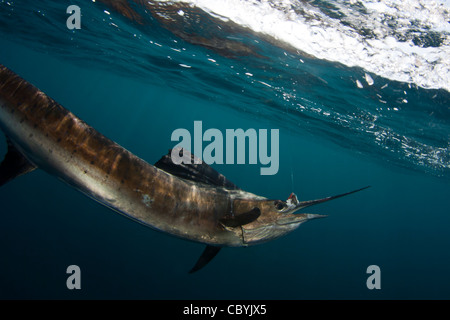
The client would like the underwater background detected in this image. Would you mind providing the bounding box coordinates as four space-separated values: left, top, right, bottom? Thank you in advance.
0 0 449 299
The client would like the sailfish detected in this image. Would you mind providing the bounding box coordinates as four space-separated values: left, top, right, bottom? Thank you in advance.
0 65 369 272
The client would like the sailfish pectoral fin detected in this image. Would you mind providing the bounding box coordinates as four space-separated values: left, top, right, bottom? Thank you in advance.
0 137 37 187
219 207 261 228
188 208 261 273
189 245 222 274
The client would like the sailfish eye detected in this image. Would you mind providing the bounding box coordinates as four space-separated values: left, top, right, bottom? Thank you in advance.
274 201 285 211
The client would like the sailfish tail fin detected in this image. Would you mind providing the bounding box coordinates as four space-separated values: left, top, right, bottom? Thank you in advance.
0 138 36 187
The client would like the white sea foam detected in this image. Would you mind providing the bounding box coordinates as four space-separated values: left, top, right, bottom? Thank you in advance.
163 0 450 91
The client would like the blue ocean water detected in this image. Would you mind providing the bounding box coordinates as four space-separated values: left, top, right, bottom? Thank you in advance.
0 0 449 299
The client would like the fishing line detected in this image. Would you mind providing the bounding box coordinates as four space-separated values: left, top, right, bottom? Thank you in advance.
284 90 295 193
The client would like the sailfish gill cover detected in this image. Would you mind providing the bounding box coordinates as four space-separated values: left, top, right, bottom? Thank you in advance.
0 0 449 299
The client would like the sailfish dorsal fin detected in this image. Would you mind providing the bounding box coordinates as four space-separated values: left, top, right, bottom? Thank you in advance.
155 148 240 190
